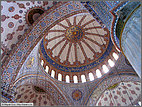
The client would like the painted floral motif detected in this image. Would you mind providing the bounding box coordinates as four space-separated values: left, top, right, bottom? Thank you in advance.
72 89 82 101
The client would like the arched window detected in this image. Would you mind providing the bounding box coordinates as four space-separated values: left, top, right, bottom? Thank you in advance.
66 75 70 83
41 60 44 66
51 70 55 78
108 59 115 67
45 66 49 73
1 49 3 54
89 73 94 81
73 75 78 83
58 73 62 81
113 52 119 60
138 101 141 106
96 69 102 78
81 75 86 83
102 65 109 73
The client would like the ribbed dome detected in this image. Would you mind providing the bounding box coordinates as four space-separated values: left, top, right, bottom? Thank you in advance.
43 13 109 67
38 12 118 83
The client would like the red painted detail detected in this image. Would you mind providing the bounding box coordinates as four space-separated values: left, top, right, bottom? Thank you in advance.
16 25 25 31
8 22 14 28
17 3 26 9
12 14 22 20
8 6 15 12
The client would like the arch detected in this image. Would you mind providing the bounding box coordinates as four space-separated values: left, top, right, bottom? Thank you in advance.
81 75 86 83
138 101 141 106
13 75 71 105
96 69 102 78
112 52 119 60
102 65 109 73
89 73 94 81
58 73 62 81
2 1 88 86
85 74 140 106
108 59 115 67
96 81 141 106
45 66 49 73
41 60 44 66
51 70 55 78
66 75 70 83
73 75 78 83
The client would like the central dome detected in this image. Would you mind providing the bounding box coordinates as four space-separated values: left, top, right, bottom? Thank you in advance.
40 13 110 71
65 26 84 42
38 10 118 83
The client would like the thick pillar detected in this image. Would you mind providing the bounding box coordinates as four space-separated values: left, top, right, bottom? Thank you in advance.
120 7 141 77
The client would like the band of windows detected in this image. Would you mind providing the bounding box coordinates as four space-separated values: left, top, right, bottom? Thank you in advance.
40 52 119 83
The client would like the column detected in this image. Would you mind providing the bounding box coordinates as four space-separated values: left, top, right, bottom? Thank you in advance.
121 7 141 77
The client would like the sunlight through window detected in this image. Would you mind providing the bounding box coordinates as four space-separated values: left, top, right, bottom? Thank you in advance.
108 59 115 67
73 75 78 83
66 75 70 83
96 69 102 78
58 73 62 81
81 75 86 83
41 60 44 66
102 65 109 73
45 66 49 73
89 73 94 81
113 52 119 60
138 101 141 106
51 70 55 78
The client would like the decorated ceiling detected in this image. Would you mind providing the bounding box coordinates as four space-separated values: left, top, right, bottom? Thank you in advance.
41 13 109 68
1 1 58 50
14 83 68 106
1 1 141 106
39 11 114 77
96 81 141 106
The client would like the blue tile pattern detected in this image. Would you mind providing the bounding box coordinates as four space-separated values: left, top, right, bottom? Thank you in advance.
40 38 113 72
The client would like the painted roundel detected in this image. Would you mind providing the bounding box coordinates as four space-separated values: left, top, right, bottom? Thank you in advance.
8 22 14 28
25 6 45 25
65 26 84 42
72 89 82 101
8 6 15 12
42 13 110 69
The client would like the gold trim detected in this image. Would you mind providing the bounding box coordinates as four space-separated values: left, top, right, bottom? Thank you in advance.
107 83 119 90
